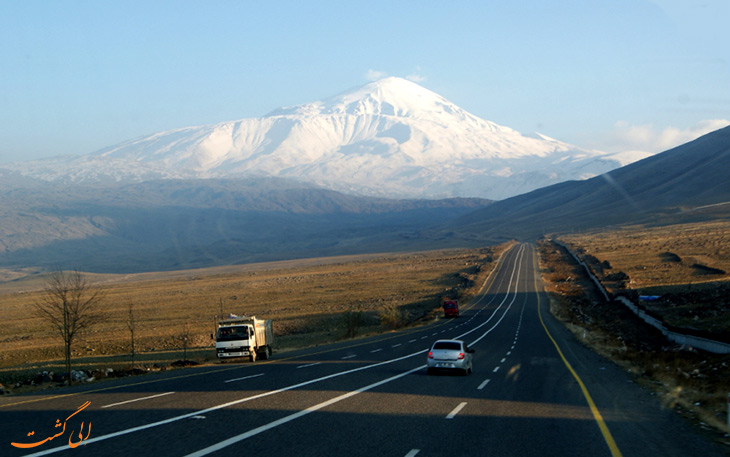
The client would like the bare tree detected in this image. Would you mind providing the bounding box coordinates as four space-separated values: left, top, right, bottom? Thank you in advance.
126 301 137 364
33 269 104 384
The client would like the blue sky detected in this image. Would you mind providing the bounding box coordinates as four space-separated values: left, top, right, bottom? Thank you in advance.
1 0 728 164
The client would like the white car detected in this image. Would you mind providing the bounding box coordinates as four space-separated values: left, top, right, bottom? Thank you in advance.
427 339 474 375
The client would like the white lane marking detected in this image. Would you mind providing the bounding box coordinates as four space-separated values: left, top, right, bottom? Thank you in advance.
405 450 420 457
421 336 428 339
392 343 402 348
500 358 506 363
101 391 175 409
341 354 357 360
446 402 468 419
493 366 500 373
186 365 425 456
26 351 429 457
456 244 526 347
409 339 417 343
224 373 265 383
296 363 322 369
507 351 511 355
477 379 491 390
370 348 383 353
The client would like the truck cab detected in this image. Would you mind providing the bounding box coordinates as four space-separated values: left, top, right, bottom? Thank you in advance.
215 316 273 362
216 324 253 359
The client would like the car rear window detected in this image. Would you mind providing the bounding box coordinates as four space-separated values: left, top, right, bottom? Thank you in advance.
433 342 461 350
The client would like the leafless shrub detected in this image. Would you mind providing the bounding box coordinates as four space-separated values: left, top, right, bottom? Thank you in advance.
342 311 364 338
126 301 137 363
379 304 406 330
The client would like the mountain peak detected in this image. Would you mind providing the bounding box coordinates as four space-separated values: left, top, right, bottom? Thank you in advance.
267 77 458 119
3 79 643 200
345 76 428 98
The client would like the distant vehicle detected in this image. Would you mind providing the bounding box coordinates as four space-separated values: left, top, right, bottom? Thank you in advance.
427 339 474 375
442 299 459 317
214 315 273 362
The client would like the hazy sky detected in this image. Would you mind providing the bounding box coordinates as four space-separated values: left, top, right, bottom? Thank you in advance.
1 0 728 164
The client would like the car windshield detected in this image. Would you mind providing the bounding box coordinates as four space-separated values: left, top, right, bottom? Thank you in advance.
433 342 461 350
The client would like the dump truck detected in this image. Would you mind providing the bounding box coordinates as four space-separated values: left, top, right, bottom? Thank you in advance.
214 315 273 362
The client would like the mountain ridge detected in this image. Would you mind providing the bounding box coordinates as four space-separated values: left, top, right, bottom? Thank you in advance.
438 125 730 241
0 176 490 274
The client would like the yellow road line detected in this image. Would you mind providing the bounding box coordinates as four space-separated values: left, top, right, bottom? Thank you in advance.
531 246 623 457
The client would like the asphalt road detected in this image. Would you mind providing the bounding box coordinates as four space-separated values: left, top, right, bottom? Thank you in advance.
3 243 727 457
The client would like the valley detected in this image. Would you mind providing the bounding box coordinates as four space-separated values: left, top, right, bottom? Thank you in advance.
0 177 490 275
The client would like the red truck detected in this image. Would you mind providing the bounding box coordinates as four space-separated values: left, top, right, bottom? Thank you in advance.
442 300 459 318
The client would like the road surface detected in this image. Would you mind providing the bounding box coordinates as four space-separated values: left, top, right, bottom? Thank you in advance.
3 244 727 456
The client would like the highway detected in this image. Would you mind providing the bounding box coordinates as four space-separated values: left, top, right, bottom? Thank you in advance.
3 244 727 456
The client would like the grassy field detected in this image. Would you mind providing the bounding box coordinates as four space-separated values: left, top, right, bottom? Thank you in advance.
0 245 505 389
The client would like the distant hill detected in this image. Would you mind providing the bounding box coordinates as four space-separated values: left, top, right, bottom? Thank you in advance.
0 176 489 274
440 125 730 242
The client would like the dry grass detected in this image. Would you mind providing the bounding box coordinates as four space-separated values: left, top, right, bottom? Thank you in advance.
559 221 730 289
0 246 504 387
558 221 730 334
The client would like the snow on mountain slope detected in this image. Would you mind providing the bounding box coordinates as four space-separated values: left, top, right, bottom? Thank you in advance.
3 77 652 200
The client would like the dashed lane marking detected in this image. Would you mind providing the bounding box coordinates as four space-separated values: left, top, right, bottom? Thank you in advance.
446 402 468 419
101 392 175 409
225 373 265 383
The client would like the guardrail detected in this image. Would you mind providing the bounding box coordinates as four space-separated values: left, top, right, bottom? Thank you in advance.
553 240 730 354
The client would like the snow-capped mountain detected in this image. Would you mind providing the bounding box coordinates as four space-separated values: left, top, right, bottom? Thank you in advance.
3 77 651 200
